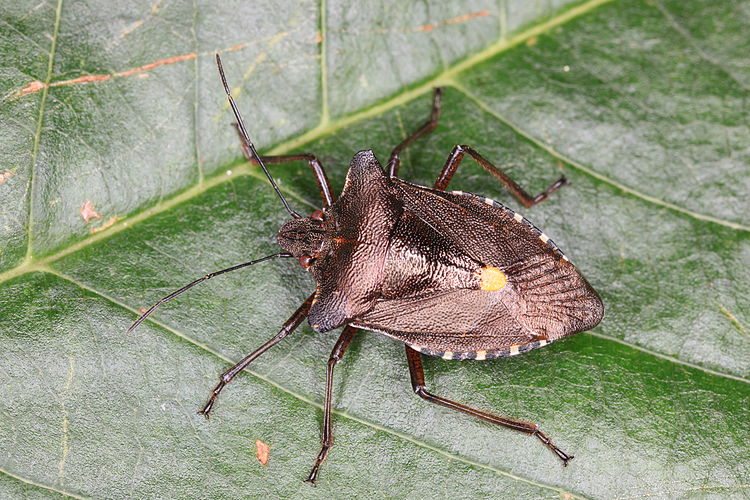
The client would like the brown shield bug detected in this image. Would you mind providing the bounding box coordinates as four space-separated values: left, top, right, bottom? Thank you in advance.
129 54 604 484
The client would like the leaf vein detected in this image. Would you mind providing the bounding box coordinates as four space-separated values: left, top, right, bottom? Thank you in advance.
0 467 89 500
452 82 750 232
319 0 329 125
651 0 750 92
191 0 202 184
26 0 64 259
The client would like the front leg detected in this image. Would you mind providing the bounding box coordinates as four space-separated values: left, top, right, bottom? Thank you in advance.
199 293 314 418
305 325 359 484
233 124 336 206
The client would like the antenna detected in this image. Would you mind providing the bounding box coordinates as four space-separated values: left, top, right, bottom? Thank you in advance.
127 252 293 332
215 53 301 219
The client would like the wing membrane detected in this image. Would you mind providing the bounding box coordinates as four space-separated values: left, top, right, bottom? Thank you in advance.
349 181 604 354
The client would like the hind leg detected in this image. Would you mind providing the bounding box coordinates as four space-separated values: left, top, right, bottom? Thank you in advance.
405 346 573 465
434 145 568 207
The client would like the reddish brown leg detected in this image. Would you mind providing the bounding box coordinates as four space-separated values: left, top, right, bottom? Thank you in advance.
233 125 335 206
405 346 573 465
198 293 315 418
387 88 444 178
434 145 569 207
305 325 358 485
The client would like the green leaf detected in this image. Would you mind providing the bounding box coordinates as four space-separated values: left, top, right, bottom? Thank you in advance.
2 0 749 498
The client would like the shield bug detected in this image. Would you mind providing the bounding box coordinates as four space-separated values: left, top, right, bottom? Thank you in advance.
129 54 604 484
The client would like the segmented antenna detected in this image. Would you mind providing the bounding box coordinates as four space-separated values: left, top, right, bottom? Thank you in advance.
215 53 301 219
127 252 293 333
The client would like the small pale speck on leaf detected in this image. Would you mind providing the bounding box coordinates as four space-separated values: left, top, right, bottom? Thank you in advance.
255 439 270 466
526 36 538 47
226 170 233 176
563 65 570 72
80 200 103 223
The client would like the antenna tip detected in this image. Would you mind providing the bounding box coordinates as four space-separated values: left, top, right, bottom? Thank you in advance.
127 317 143 332
215 53 230 94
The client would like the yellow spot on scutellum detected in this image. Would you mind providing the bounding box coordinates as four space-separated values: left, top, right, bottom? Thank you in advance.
479 266 506 291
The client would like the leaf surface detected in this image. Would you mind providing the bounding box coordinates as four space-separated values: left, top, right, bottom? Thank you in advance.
1 0 749 498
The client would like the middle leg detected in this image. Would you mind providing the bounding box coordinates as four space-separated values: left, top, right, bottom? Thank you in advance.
305 325 359 484
405 345 573 465
198 293 315 418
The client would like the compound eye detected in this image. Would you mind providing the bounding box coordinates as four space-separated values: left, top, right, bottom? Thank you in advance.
310 210 324 222
298 254 315 268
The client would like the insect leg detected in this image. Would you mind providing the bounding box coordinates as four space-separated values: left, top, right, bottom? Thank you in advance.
198 293 315 418
305 325 358 485
433 145 569 207
233 125 335 206
387 87 444 178
405 346 574 465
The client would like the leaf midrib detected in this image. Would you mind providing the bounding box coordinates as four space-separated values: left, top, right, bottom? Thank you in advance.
6 138 749 388
3 120 749 386
4 100 749 383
